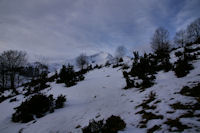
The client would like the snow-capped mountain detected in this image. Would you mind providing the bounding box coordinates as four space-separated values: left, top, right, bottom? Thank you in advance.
47 52 114 72
88 51 114 65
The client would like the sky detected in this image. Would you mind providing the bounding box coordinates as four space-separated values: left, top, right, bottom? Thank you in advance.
0 0 200 61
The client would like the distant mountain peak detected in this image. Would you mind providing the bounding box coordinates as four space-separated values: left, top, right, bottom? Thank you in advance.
88 51 114 65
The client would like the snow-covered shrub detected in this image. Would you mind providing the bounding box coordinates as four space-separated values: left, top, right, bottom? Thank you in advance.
173 54 194 78
82 119 104 133
140 75 156 90
173 59 193 78
55 95 66 109
112 63 122 68
160 58 172 72
9 97 17 102
105 61 111 67
118 57 123 63
121 64 129 70
82 115 126 133
12 94 66 123
104 115 126 132
175 51 183 57
93 64 99 69
57 64 84 87
123 52 156 90
180 83 200 97
12 94 54 123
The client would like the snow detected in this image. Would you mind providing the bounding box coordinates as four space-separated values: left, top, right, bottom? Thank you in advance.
88 51 114 65
0 46 200 133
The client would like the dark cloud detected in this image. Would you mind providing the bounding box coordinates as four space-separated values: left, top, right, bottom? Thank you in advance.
0 0 200 61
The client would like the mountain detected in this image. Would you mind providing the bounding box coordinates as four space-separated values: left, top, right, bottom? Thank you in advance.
47 51 114 72
0 44 200 133
88 51 114 65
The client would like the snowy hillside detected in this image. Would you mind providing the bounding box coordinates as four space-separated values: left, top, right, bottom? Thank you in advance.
0 44 200 133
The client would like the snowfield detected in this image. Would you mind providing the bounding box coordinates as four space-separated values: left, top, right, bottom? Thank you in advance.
0 45 200 133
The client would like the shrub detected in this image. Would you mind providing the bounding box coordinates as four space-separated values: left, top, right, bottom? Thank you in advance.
123 71 134 89
9 97 17 102
104 115 126 133
12 94 66 123
173 56 193 78
175 51 183 57
140 76 155 90
118 57 123 62
112 64 122 68
12 94 53 123
180 83 200 97
55 95 66 109
82 115 126 133
82 120 104 133
105 61 111 67
124 52 156 90
121 64 129 70
58 64 85 87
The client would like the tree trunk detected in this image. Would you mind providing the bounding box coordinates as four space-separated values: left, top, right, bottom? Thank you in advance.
10 72 16 92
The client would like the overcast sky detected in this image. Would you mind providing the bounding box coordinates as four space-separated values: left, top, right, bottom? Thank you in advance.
0 0 200 61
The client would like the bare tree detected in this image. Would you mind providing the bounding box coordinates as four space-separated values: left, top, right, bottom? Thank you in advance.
76 53 88 70
151 27 171 54
174 29 187 47
0 50 27 92
0 57 6 90
115 45 126 58
186 18 200 43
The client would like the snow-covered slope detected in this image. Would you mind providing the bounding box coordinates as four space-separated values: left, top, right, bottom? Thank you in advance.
0 44 200 133
88 51 114 65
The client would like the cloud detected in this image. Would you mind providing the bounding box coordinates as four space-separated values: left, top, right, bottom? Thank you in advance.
0 0 199 61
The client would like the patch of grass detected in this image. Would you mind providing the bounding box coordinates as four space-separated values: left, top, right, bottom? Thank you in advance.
170 102 192 110
142 112 163 121
166 111 175 114
164 118 190 132
136 91 156 109
170 102 200 111
138 111 163 128
180 111 194 118
82 115 126 133
9 97 17 102
75 125 81 129
147 125 161 133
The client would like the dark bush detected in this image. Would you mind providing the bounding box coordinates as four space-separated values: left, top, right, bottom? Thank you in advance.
82 120 104 133
184 46 200 53
175 51 183 57
118 57 123 62
112 63 123 68
55 95 66 109
12 94 66 123
12 94 53 123
140 76 155 90
105 61 111 67
123 71 134 89
9 97 17 102
82 115 126 133
180 83 200 97
104 115 126 133
58 64 85 87
121 64 129 70
173 56 193 78
123 52 157 90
